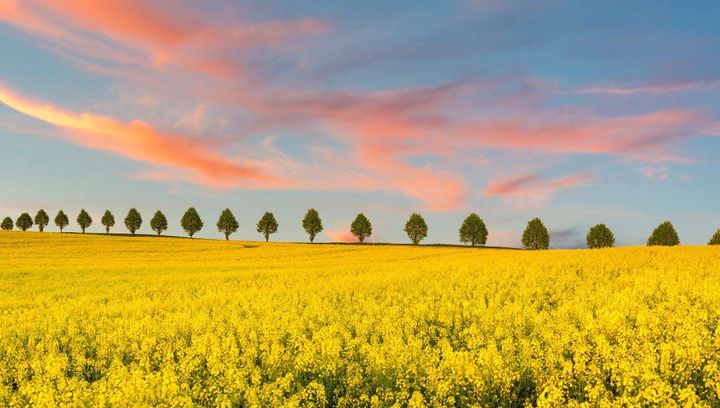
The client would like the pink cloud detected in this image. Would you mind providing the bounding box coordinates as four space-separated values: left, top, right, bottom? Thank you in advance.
484 173 589 198
568 80 720 96
325 229 356 243
640 166 669 180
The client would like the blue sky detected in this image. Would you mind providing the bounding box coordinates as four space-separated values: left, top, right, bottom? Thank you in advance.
0 0 719 246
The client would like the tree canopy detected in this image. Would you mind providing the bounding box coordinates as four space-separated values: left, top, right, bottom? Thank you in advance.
150 210 168 236
522 218 550 250
1 217 13 231
302 208 323 243
77 209 92 233
404 213 428 245
350 213 373 243
647 221 680 246
217 209 239 240
34 209 50 232
586 224 615 249
181 207 203 238
101 210 115 234
124 208 142 235
710 229 720 245
54 210 69 232
459 213 488 247
257 212 278 242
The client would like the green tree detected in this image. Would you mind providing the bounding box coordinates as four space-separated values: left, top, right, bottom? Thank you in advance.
404 213 428 245
1 217 13 231
217 208 239 240
302 208 323 243
124 208 142 235
54 210 69 232
709 229 720 245
647 221 680 246
459 213 488 247
350 213 373 243
77 209 92 233
150 210 168 236
586 224 615 249
101 210 115 234
181 207 203 238
522 218 550 250
34 209 49 232
256 212 278 242
16 213 33 231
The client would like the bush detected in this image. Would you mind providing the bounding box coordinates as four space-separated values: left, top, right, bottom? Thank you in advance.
710 229 720 245
1 217 13 231
586 224 615 248
150 211 168 236
647 221 680 246
459 213 488 247
77 209 92 233
404 213 428 245
181 208 203 238
522 218 550 250
350 213 372 243
34 209 49 232
302 209 323 243
257 212 278 242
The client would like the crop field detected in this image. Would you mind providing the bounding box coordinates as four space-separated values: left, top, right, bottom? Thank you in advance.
1 232 719 407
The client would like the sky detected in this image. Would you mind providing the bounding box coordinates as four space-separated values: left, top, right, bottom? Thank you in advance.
0 0 719 247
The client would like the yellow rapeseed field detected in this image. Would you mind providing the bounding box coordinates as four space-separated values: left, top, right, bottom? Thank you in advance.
1 232 719 407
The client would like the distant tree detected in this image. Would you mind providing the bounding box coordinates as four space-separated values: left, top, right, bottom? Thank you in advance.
710 229 720 245
302 208 323 243
34 209 50 232
150 210 168 236
1 217 13 231
522 218 550 250
256 212 278 242
124 208 142 235
350 213 373 243
586 224 615 249
101 210 115 234
181 207 203 238
459 213 488 247
404 213 428 245
217 208 239 240
647 221 680 246
76 209 92 233
16 213 33 231
54 210 69 232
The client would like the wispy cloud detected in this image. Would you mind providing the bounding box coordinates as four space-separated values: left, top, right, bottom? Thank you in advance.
484 173 589 199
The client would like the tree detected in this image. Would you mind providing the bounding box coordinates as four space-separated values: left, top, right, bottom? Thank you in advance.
150 210 168 236
124 208 142 235
217 208 239 240
55 210 69 232
16 213 33 231
710 229 720 245
404 213 428 245
586 224 615 249
101 210 115 234
302 208 323 243
1 217 13 231
181 207 203 238
647 221 680 246
34 209 49 232
522 218 550 250
256 212 278 242
77 209 92 233
350 213 373 243
459 213 488 247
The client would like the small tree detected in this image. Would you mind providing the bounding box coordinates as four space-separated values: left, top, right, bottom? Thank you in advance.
150 210 168 236
350 213 373 243
522 218 550 250
1 217 13 231
302 208 323 243
586 224 615 249
124 208 142 235
404 213 428 245
16 213 33 231
256 212 278 242
34 209 50 232
181 207 203 238
217 208 239 240
55 210 69 232
77 209 92 233
459 213 488 247
101 210 115 234
710 229 720 245
647 221 680 246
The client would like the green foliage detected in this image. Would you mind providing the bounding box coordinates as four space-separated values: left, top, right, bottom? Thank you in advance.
54 210 69 232
150 211 168 236
181 207 203 238
34 209 50 232
256 212 278 242
124 208 142 235
216 209 239 240
77 209 92 233
522 218 550 250
647 221 680 246
1 217 14 231
302 208 323 243
586 224 615 249
350 213 373 243
710 229 720 245
404 213 428 245
459 213 488 247
16 213 33 231
101 210 115 234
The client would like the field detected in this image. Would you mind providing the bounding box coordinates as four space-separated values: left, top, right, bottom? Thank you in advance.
1 232 719 407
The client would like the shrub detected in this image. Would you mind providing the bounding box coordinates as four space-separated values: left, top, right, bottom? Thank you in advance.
404 213 428 245
350 213 373 243
77 210 92 233
124 208 143 235
217 209 239 240
257 212 278 242
54 210 69 232
34 209 49 232
459 213 488 247
302 208 323 243
586 224 615 249
522 218 550 250
647 221 680 246
101 210 115 234
181 208 203 238
150 211 168 236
